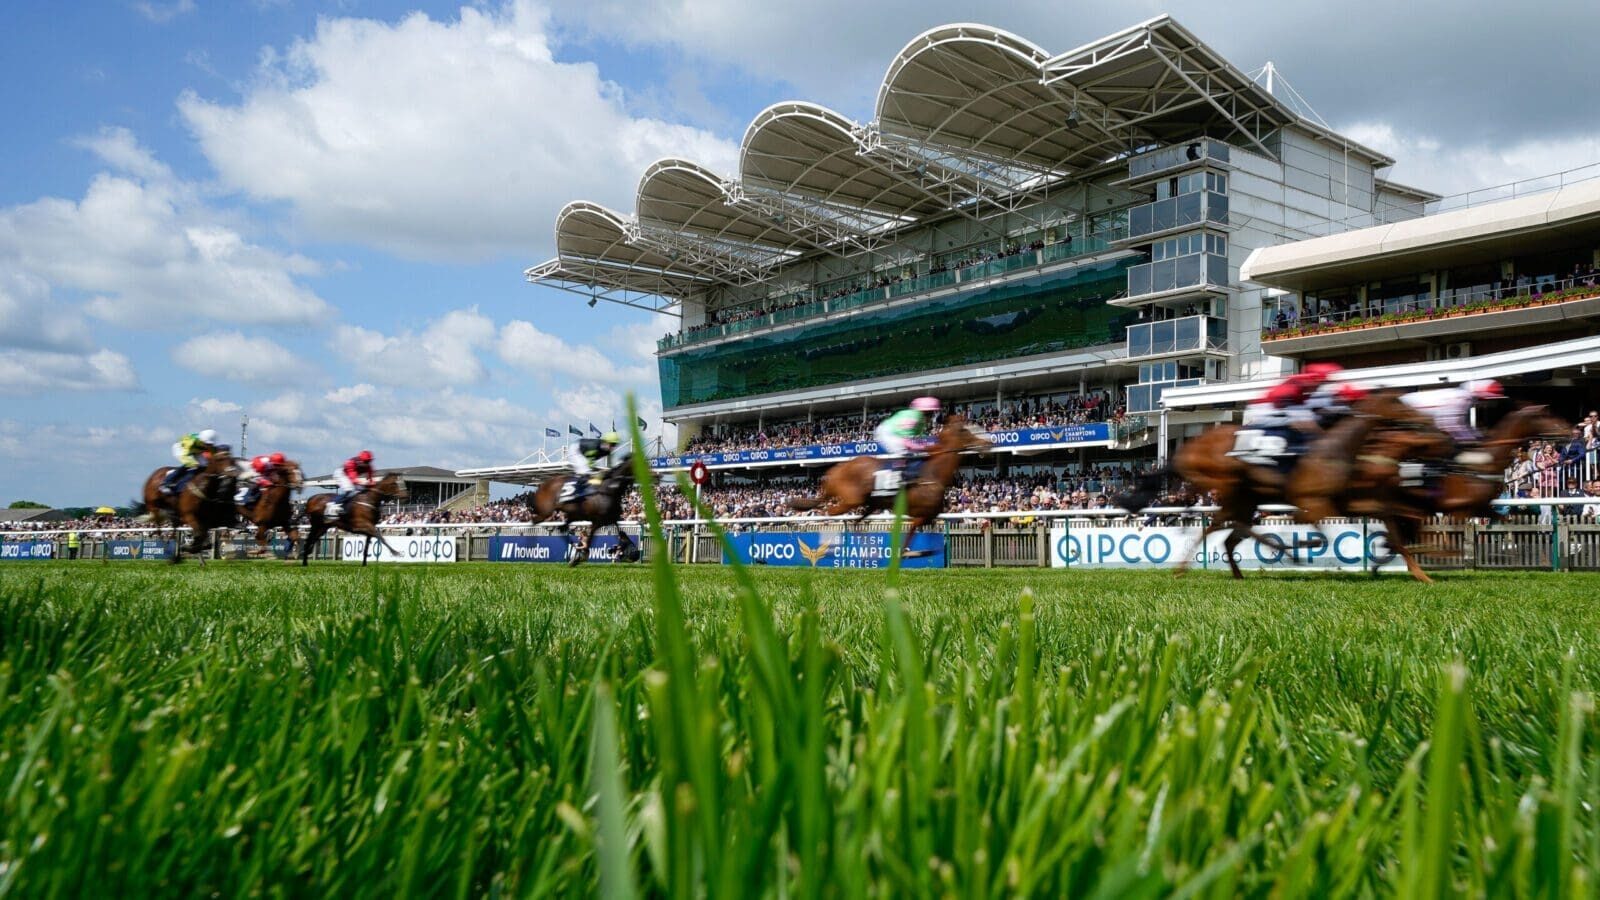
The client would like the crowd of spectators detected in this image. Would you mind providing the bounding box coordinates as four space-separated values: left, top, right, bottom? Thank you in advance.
682 389 1124 457
0 514 146 534
1273 263 1600 332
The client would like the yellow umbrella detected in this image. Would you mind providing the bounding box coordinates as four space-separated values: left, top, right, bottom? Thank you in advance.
95 506 116 515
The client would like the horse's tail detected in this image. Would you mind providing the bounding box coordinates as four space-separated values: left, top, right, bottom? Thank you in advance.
788 495 826 511
1113 466 1175 514
129 498 150 519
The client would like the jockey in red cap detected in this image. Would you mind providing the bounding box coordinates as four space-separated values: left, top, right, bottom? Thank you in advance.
328 450 377 517
1232 363 1344 468
1400 379 1506 465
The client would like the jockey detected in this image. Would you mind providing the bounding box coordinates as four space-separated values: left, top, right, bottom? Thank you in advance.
1233 363 1342 466
161 428 219 494
240 451 287 506
875 396 940 480
1307 381 1368 430
568 432 621 501
328 450 376 517
1401 379 1506 464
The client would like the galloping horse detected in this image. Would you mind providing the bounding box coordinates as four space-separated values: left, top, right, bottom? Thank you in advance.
1286 393 1456 582
1118 393 1442 579
788 414 993 549
298 473 409 566
527 457 639 566
138 447 239 563
235 460 304 559
1432 405 1569 516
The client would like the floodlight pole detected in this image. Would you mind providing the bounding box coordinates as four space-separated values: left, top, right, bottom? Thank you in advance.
240 414 248 457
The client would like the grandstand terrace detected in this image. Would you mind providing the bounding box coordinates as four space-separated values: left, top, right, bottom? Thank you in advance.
499 15 1442 486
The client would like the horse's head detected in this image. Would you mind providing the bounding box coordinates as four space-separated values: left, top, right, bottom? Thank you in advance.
283 461 304 490
1501 403 1570 443
374 473 409 501
936 414 994 455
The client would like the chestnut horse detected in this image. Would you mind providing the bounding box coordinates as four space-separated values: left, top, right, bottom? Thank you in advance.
1288 402 1566 582
235 460 303 559
787 414 993 549
526 457 639 566
297 473 408 566
137 447 239 563
1117 393 1441 579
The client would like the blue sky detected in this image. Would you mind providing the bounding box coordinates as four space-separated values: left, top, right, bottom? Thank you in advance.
2 0 1596 506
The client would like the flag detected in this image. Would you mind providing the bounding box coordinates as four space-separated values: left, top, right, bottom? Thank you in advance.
589 423 600 435
636 416 648 431
569 425 582 437
544 427 559 438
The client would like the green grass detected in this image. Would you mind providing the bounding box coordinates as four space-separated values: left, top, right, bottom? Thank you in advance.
3 562 1600 897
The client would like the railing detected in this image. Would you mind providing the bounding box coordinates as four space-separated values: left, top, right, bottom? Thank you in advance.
1126 314 1228 358
1126 252 1229 299
1263 273 1600 340
1127 191 1228 241
1127 138 1231 180
11 501 1600 569
658 232 1123 352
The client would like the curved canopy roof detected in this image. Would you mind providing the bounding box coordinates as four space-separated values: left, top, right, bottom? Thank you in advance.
636 158 812 254
532 15 1401 311
740 102 945 219
877 24 1100 173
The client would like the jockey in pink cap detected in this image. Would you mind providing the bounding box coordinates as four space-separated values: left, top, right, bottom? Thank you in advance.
873 397 940 491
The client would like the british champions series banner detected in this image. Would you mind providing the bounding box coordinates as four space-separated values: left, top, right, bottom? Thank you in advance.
106 539 177 561
1049 524 1403 572
723 532 946 569
650 423 1111 470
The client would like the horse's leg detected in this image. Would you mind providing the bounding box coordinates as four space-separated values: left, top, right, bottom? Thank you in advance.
300 520 325 566
1385 516 1433 584
1221 527 1249 580
1175 517 1231 576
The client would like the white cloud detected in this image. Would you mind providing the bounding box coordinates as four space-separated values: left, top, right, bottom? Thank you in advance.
132 0 196 24
172 331 313 386
498 319 651 384
324 383 377 404
178 1 739 261
0 270 91 354
0 127 331 329
189 397 243 418
332 308 496 387
0 348 138 393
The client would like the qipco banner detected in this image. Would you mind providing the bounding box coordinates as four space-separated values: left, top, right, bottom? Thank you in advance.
339 535 459 563
106 539 177 561
488 534 637 563
1049 524 1402 571
0 540 55 560
723 532 946 569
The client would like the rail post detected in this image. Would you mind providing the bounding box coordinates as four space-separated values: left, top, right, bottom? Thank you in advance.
983 524 993 568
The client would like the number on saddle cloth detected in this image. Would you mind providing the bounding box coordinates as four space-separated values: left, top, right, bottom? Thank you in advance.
1229 429 1288 466
558 480 578 504
872 467 902 496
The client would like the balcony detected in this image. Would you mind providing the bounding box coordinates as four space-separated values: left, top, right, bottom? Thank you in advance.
1122 252 1229 304
1125 315 1228 360
1127 379 1204 414
1127 138 1232 181
1125 191 1229 242
1261 276 1600 357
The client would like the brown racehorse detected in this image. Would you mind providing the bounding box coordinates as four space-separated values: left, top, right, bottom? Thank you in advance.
787 414 993 550
527 457 639 566
1118 393 1442 579
234 460 303 559
1431 404 1568 516
1286 393 1456 582
298 473 409 566
138 447 240 563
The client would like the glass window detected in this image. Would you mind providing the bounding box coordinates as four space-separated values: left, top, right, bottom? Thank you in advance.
1206 171 1228 194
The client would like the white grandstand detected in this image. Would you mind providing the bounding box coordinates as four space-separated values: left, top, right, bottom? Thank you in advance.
469 15 1474 487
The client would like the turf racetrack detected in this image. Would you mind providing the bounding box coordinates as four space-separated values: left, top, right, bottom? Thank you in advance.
3 562 1599 896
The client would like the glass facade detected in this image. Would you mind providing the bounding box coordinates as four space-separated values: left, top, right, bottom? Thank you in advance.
1127 379 1203 414
1126 252 1230 297
1125 315 1228 358
1128 190 1229 240
658 259 1135 409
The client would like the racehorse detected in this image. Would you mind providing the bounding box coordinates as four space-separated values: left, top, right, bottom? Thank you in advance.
137 447 240 563
1285 393 1456 582
787 414 993 550
1431 404 1568 516
234 460 304 559
526 457 639 566
1117 393 1441 579
297 473 409 566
